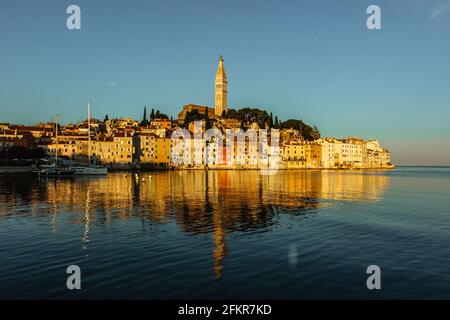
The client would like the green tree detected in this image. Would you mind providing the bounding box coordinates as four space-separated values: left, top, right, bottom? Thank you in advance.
280 119 320 140
274 116 279 129
150 108 155 121
183 109 203 127
141 107 148 126
153 109 168 119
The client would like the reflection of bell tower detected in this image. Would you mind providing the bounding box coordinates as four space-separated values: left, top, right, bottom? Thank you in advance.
211 171 228 279
213 215 227 279
215 55 227 117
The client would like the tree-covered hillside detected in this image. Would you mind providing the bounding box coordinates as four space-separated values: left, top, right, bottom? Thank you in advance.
223 108 320 140
280 119 320 140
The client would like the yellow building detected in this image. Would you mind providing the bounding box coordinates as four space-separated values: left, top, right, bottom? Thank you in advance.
109 134 134 164
139 133 171 166
281 140 306 168
47 141 79 160
305 142 322 168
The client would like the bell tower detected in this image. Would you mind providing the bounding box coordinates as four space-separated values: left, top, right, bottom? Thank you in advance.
215 55 227 117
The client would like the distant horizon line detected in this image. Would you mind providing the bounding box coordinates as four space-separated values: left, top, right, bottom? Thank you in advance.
395 165 450 168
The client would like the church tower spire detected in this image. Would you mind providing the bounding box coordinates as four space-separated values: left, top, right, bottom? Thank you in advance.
215 55 227 117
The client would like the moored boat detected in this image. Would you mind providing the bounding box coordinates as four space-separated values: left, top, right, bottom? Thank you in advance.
45 168 75 177
71 165 108 175
39 165 75 177
70 102 108 176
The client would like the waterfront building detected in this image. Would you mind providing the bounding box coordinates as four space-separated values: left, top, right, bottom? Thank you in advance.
315 138 391 169
224 128 259 167
46 131 137 167
137 133 172 167
305 142 322 168
110 133 134 165
46 139 83 160
380 150 391 167
342 138 364 168
206 140 222 167
281 140 306 168
365 140 391 168
316 138 337 168
171 135 206 168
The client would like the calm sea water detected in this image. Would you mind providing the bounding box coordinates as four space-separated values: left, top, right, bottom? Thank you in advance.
0 167 450 299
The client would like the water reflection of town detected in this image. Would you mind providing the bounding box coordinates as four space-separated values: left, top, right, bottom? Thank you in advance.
0 170 390 279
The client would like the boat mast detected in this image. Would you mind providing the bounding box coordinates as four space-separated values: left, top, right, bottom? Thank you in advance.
87 102 91 165
55 114 59 165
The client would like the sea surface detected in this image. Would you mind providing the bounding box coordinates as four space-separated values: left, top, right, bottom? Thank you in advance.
0 167 450 299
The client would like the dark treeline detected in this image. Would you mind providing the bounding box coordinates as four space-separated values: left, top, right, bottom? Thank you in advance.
0 146 46 161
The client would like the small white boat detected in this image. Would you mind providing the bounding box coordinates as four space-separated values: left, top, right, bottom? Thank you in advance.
72 165 108 175
39 165 75 177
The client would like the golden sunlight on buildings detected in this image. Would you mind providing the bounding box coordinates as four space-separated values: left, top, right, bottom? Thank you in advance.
1 55 392 170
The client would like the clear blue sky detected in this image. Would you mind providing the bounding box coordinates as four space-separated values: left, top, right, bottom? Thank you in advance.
1 0 449 165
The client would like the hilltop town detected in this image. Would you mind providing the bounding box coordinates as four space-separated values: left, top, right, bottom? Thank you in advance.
0 55 392 171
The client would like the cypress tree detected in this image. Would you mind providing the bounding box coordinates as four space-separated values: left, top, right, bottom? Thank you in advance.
150 108 155 121
142 107 147 125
